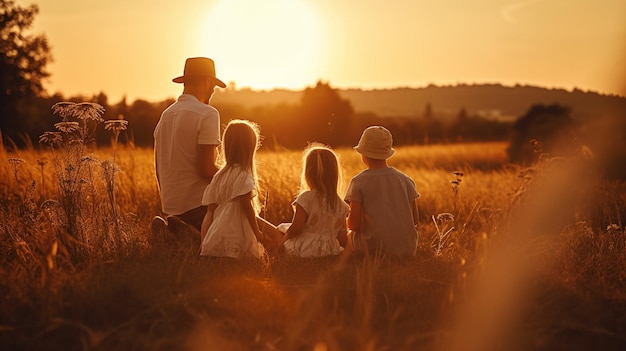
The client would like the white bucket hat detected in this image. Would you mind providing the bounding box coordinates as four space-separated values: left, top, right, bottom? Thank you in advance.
354 126 395 160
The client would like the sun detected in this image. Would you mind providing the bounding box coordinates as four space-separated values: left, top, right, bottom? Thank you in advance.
201 0 322 90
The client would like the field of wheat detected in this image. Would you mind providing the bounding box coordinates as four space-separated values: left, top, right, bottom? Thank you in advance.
1 108 626 350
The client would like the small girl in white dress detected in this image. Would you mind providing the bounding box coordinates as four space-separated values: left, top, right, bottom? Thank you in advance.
200 119 267 259
279 144 349 258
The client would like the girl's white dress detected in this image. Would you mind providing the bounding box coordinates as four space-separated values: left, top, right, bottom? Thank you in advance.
200 165 265 259
282 190 349 258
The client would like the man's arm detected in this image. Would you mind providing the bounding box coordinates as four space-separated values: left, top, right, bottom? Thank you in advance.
196 144 219 181
154 152 160 187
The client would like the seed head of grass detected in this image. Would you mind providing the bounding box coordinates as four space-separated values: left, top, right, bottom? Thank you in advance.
52 102 105 122
101 159 120 173
450 179 461 195
51 102 76 120
104 119 128 132
74 102 105 122
606 224 623 236
39 132 63 146
80 155 100 164
8 158 25 186
54 121 80 134
437 212 455 223
450 170 464 198
8 157 25 168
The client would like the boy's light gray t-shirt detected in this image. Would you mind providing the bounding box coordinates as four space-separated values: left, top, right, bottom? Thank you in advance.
344 167 420 256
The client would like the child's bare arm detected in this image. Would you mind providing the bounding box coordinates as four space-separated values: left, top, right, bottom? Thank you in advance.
200 204 217 242
285 204 307 241
347 201 362 230
257 216 284 248
240 192 262 241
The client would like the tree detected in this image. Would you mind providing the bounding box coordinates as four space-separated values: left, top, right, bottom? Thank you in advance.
295 81 354 147
423 102 433 121
0 0 52 143
420 102 443 144
507 104 577 164
449 107 470 141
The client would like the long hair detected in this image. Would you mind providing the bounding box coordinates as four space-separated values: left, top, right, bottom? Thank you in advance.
300 143 343 212
221 119 261 211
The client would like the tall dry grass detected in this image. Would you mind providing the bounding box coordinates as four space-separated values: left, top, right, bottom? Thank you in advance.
1 112 625 350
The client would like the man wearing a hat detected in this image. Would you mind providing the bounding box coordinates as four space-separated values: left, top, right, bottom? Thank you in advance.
152 57 227 240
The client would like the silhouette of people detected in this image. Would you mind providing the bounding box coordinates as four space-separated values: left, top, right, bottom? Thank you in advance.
152 57 226 242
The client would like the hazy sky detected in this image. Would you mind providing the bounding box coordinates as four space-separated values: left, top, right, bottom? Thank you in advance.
23 0 626 102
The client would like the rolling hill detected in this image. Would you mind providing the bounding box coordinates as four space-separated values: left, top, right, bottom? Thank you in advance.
213 83 626 122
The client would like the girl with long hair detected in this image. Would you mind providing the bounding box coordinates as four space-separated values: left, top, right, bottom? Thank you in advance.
280 144 349 257
200 119 268 258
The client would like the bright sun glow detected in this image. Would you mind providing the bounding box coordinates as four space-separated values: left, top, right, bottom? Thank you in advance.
201 0 322 90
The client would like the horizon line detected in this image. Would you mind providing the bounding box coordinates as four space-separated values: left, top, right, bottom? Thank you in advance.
45 81 626 103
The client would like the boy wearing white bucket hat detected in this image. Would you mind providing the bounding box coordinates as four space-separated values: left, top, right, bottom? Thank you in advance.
344 126 420 257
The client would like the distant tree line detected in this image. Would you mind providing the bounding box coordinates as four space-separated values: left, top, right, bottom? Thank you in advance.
1 80 513 150
213 81 513 150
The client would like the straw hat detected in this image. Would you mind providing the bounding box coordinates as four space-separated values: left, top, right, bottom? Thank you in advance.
354 126 395 160
172 57 226 88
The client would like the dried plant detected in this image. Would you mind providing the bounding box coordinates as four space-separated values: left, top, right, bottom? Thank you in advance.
450 170 464 215
7 157 25 197
431 212 456 256
34 102 130 261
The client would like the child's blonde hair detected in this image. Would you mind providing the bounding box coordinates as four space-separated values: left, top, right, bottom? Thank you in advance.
222 119 261 211
300 143 343 211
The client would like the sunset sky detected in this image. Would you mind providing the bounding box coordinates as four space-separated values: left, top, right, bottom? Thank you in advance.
24 0 626 102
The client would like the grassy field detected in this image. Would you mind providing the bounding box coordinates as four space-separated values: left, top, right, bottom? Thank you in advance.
1 132 626 350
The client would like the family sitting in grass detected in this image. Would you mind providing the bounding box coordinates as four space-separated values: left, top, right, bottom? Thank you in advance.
152 57 420 259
